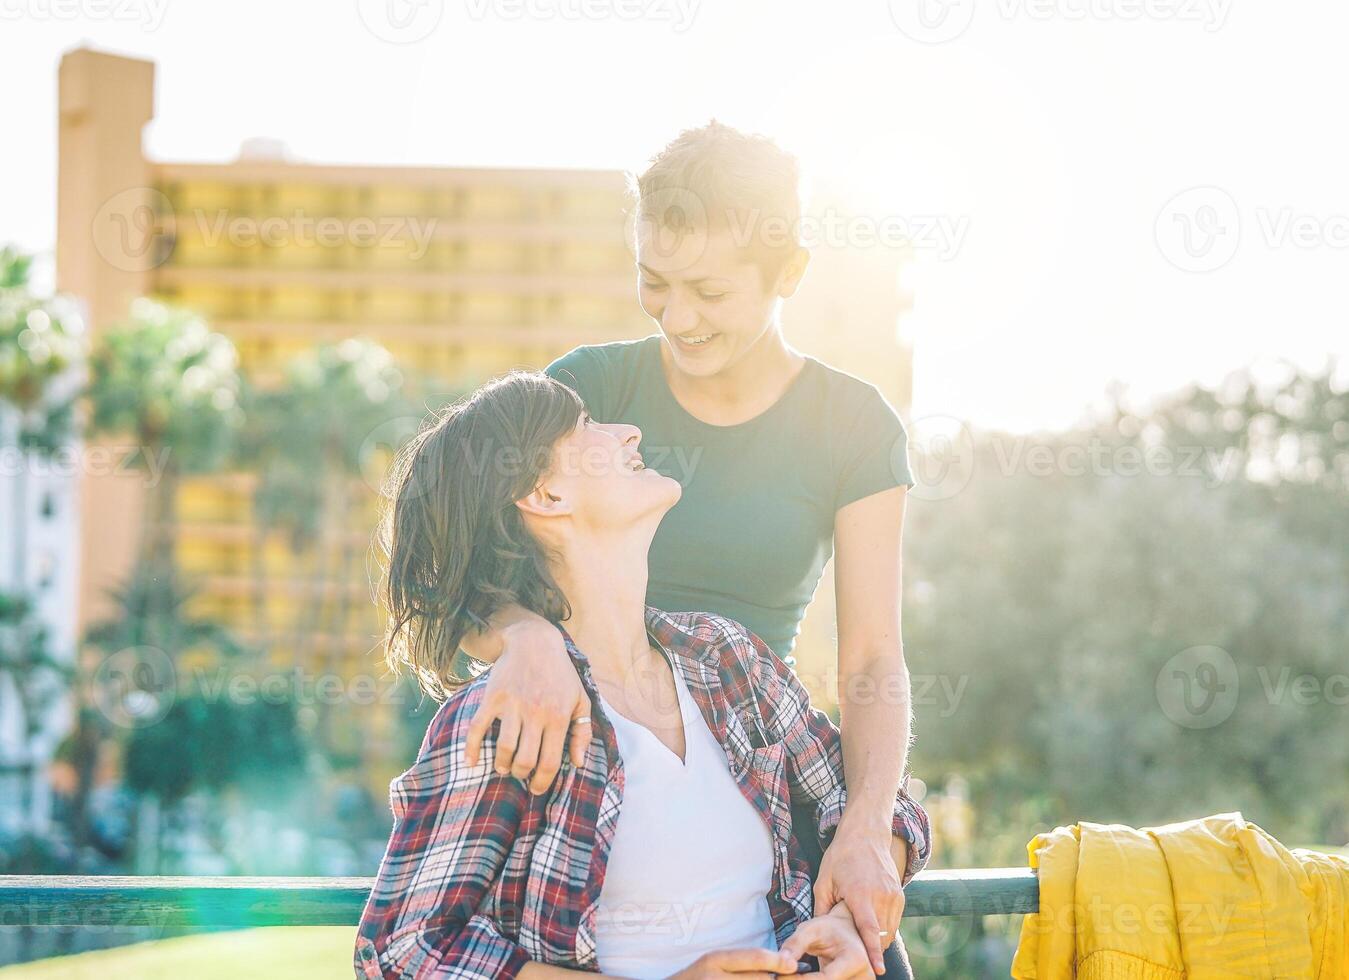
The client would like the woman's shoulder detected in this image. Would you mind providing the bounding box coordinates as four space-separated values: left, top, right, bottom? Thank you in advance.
544 335 659 383
544 336 660 419
802 355 902 417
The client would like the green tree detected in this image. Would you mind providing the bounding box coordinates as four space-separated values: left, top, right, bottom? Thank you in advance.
235 339 412 754
901 364 1348 979
0 592 73 831
75 299 245 848
86 298 244 589
904 363 1348 844
0 247 84 831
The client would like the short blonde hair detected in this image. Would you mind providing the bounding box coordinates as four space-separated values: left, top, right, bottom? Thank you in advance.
632 120 803 275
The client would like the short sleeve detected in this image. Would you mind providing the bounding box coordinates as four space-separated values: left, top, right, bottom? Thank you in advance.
834 384 914 511
544 345 610 421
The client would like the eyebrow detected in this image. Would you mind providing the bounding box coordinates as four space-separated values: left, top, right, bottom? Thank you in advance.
637 264 732 287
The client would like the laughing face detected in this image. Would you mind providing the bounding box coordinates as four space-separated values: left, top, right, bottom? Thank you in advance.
635 221 807 379
529 411 683 532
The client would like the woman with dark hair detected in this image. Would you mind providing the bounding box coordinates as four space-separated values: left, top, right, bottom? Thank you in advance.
355 371 929 979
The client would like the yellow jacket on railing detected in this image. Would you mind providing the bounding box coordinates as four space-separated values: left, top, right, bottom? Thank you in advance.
1012 811 1348 979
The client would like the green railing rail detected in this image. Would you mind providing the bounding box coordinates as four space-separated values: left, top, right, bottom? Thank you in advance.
0 869 1036 929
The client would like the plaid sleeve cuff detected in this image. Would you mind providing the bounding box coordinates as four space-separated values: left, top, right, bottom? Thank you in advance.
893 789 933 885
816 782 933 887
814 785 850 848
355 918 531 979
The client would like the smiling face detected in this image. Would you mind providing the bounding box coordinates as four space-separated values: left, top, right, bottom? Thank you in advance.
636 221 808 379
520 410 682 534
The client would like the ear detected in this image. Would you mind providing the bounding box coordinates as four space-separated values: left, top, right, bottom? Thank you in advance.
514 480 573 519
776 246 811 299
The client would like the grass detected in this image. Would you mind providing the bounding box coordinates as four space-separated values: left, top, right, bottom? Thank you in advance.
0 927 356 979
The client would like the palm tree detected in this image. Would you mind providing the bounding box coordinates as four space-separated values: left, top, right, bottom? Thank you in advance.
75 298 244 848
86 298 244 592
237 339 411 753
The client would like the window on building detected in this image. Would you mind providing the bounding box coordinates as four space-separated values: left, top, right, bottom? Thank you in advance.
36 551 55 590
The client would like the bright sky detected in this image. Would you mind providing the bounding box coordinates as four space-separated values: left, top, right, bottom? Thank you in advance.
4 0 1347 431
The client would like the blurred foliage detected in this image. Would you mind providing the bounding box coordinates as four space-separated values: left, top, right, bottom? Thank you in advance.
0 246 85 452
86 298 243 474
0 592 72 731
123 692 306 804
83 567 246 666
0 592 74 832
899 363 1347 977
236 338 412 548
230 339 416 746
0 832 75 875
905 359 1349 854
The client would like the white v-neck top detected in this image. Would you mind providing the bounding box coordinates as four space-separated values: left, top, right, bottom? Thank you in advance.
593 663 778 979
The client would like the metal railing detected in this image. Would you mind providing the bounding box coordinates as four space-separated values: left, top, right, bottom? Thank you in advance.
0 869 1036 930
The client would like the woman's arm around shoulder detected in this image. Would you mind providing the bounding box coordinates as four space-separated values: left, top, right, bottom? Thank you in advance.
459 607 591 795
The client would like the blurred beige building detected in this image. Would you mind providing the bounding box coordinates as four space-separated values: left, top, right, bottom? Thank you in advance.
57 46 912 780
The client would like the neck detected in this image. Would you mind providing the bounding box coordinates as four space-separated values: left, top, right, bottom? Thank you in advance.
550 525 656 681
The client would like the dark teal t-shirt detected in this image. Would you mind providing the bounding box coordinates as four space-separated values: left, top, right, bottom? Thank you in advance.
545 335 913 661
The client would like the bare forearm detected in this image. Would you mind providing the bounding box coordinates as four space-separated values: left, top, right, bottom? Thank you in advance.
838 647 910 832
458 603 548 663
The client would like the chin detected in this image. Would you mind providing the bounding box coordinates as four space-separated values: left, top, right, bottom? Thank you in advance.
670 348 730 378
661 473 683 501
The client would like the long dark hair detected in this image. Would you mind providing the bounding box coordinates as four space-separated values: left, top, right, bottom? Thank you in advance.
377 371 584 700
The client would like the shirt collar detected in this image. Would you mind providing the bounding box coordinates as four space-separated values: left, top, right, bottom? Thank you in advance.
555 606 731 751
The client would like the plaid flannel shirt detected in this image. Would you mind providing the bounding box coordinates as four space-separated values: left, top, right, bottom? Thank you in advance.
355 606 931 978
